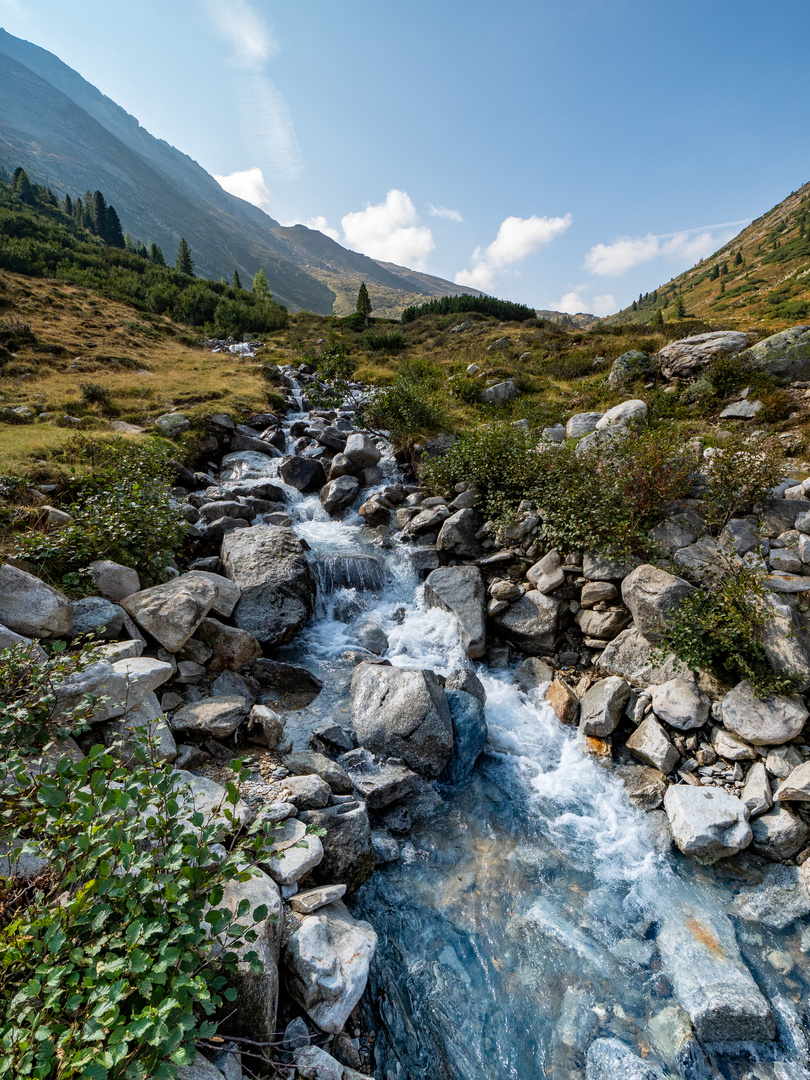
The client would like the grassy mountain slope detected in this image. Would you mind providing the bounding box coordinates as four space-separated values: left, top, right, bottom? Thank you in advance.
610 181 810 329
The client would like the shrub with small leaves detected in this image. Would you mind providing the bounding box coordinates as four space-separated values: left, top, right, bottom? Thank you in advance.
701 433 784 528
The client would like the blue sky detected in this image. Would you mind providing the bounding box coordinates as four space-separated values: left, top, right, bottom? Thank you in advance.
2 0 810 314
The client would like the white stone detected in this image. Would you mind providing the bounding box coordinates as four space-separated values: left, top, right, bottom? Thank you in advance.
664 785 751 864
263 833 323 886
595 399 647 429
651 678 710 731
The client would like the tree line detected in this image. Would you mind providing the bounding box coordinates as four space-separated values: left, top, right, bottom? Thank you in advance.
401 292 537 324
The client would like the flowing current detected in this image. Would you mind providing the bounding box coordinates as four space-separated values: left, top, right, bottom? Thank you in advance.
244 380 810 1080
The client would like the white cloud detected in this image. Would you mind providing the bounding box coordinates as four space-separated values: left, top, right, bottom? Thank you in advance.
584 220 750 277
204 0 277 69
455 213 572 293
429 205 463 223
549 289 616 317
341 189 435 268
214 166 272 212
593 293 617 316
303 216 340 242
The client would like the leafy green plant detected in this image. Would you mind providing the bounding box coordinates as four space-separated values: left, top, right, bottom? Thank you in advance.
655 556 799 695
306 337 357 409
10 435 186 587
80 383 116 412
365 330 405 353
361 357 446 445
701 433 784 527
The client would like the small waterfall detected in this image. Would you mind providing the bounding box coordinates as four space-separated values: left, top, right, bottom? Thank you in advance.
316 552 386 594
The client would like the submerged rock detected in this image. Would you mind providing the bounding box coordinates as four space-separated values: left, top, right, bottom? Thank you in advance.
586 1037 667 1080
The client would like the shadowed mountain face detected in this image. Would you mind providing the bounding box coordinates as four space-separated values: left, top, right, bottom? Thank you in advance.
0 28 474 317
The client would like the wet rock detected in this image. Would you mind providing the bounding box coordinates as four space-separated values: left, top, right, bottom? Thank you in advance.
358 497 391 528
598 628 687 687
626 715 680 774
278 455 327 492
338 748 420 809
351 664 453 778
355 620 388 655
750 805 810 861
721 681 808 746
221 525 315 646
656 896 774 1042
579 677 631 737
664 786 752 863
425 565 486 659
320 475 360 516
547 678 580 725
344 433 382 468
169 695 248 738
436 508 483 559
656 330 749 380
442 688 488 784
586 1037 667 1080
514 656 553 693
219 450 280 482
651 678 710 731
741 762 773 817
298 802 375 892
492 589 560 655
252 658 323 704
615 765 667 810
733 864 810 929
0 564 72 638
283 901 377 1035
621 564 694 642
445 667 487 704
372 829 400 864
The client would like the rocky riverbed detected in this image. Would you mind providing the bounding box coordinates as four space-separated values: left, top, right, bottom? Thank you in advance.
3 350 810 1079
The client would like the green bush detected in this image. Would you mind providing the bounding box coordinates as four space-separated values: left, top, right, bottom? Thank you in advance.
656 557 799 696
361 358 446 444
365 330 405 353
11 436 186 588
701 433 784 527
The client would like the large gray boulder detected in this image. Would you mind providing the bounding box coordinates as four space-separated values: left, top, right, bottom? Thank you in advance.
351 664 453 778
621 564 694 642
197 617 262 672
595 399 647 429
655 330 749 380
651 678 710 731
436 508 483 559
283 901 377 1034
319 476 360 516
626 715 679 774
579 677 631 737
221 525 315 646
721 680 808 746
656 896 774 1042
88 559 140 601
298 801 375 892
480 379 519 405
586 1038 667 1080
278 456 327 493
121 574 218 653
170 695 249 738
492 589 560 655
338 748 420 810
566 411 603 438
598 628 686 687
105 691 176 766
750 804 810 861
607 350 648 388
70 597 124 639
424 565 486 659
0 564 72 638
738 324 810 382
760 594 810 692
53 656 173 724
663 785 752 863
219 450 280 482
343 433 382 468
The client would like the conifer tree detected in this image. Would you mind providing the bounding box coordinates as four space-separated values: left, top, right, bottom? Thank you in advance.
12 167 35 205
252 268 270 299
356 281 372 323
632 300 638 311
105 205 125 247
653 308 664 327
63 193 73 217
233 270 242 291
710 264 719 280
735 251 743 265
675 295 685 318
176 238 194 276
150 243 166 266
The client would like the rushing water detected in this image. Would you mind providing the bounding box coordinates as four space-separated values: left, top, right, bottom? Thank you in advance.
239 379 810 1080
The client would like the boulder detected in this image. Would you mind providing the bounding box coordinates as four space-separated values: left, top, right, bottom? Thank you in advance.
70 597 124 639
293 1046 343 1080
607 350 648 388
283 901 377 1035
106 691 176 766
586 1038 666 1080
656 897 774 1042
492 589 560 655
442 688 488 784
582 553 640 582
343 433 382 468
355 620 388 655
480 379 519 405
650 678 710 731
170 695 248 738
263 830 324 886
721 681 808 746
320 475 360 516
221 525 315 646
424 565 486 659
656 330 749 380
338 748 420 809
664 785 751 863
526 550 565 593
351 664 453 778
52 656 172 724
575 607 632 641
358 498 391 528
247 704 285 748
436 508 483 559
598 628 686 687
578 677 631 737
283 751 353 795
741 761 773 817
184 571 241 618
750 804 810 861
88 559 140 601
0 564 72 638
514 656 553 694
177 1053 227 1080
298 802 375 892
732 864 810 930
625 715 679 774
290 885 348 915
738 324 810 382
595 399 647 429
282 775 332 810
773 760 810 801
169 769 253 833
546 678 580 725
621 564 694 642
444 667 487 704
219 450 280 482
197 617 262 672
614 765 667 810
121 575 217 653
278 456 327 493
566 412 603 438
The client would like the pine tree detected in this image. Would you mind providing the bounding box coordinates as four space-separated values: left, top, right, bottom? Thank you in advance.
675 295 686 318
73 196 83 225
653 308 664 327
176 238 194 276
632 300 638 311
710 264 720 280
63 193 73 217
356 281 372 323
735 251 743 266
12 167 35 205
150 243 166 266
233 270 242 291
252 268 271 299
105 205 125 247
